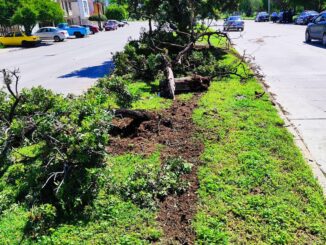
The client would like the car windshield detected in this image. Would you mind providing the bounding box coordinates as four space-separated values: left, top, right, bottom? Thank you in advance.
228 16 241 21
302 11 318 16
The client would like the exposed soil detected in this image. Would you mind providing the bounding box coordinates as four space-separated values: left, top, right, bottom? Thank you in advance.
107 94 204 244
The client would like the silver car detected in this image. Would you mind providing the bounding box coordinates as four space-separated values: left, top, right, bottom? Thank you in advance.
306 12 326 46
34 27 69 42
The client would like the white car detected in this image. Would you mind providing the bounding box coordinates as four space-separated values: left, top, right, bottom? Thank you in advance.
34 27 69 42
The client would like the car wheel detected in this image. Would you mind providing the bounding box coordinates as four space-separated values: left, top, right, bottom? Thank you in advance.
305 31 311 43
74 32 82 38
54 36 60 42
323 34 326 46
22 41 29 47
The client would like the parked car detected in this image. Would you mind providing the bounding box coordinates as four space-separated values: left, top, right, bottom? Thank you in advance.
305 12 326 46
82 24 100 34
271 12 279 23
223 16 244 31
107 20 123 27
122 20 129 25
34 27 69 42
278 10 294 23
255 12 269 22
295 10 319 25
104 21 118 31
57 23 90 38
0 32 40 47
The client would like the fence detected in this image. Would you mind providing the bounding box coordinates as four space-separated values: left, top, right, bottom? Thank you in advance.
0 25 20 36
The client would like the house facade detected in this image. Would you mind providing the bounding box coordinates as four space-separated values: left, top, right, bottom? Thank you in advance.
56 0 92 25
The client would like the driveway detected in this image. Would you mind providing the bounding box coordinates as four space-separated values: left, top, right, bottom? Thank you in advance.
225 20 326 176
0 22 146 95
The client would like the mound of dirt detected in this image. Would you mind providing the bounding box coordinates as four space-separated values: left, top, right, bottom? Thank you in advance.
107 94 204 244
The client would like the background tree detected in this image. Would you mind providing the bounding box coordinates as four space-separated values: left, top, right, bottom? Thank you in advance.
105 4 128 21
4 0 63 35
11 4 38 35
0 0 20 27
35 0 64 26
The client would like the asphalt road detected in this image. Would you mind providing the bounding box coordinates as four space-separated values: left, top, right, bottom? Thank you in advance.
0 22 146 94
224 20 326 175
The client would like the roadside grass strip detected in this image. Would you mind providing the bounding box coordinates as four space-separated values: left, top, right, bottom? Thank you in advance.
193 54 326 244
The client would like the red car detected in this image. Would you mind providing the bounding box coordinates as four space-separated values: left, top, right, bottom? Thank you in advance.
82 25 100 34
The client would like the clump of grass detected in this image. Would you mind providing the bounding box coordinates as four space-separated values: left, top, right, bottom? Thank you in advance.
193 67 326 243
177 93 194 102
129 81 172 110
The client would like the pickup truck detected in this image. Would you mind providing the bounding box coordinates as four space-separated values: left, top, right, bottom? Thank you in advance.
57 23 90 38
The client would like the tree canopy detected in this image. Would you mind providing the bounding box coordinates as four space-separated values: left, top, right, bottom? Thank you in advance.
0 0 64 35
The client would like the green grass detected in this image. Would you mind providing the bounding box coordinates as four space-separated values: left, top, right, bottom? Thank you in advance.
193 71 326 243
176 93 194 102
129 81 172 110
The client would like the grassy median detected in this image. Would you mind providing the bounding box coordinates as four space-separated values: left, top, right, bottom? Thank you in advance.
0 36 325 244
193 53 326 244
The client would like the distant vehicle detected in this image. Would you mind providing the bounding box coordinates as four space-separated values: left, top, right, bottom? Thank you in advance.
107 20 124 27
0 32 40 47
122 20 129 25
278 10 294 23
117 21 125 27
223 16 244 31
255 12 269 22
296 10 319 25
104 21 118 31
82 24 100 34
57 23 90 38
34 27 69 42
271 12 279 23
305 12 326 46
278 12 284 22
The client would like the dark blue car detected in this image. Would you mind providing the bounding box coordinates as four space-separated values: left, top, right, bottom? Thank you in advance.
255 12 269 22
295 11 319 25
305 13 326 46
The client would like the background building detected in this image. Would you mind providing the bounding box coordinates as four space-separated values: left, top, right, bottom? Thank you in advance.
57 0 92 25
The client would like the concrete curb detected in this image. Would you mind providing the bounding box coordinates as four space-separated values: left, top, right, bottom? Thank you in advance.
261 81 326 195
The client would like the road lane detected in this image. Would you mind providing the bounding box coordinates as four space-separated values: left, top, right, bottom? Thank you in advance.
0 22 146 94
225 20 326 175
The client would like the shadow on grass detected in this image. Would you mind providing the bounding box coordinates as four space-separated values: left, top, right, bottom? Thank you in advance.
59 61 115 79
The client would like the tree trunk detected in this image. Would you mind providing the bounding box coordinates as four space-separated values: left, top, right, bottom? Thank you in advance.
160 65 176 99
175 75 211 93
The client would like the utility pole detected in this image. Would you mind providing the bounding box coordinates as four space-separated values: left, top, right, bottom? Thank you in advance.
268 0 271 15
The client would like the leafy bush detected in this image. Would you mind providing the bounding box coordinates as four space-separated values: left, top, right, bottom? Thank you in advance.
25 204 57 237
95 76 138 108
89 14 107 22
105 4 128 21
0 73 113 216
113 41 163 81
106 154 192 209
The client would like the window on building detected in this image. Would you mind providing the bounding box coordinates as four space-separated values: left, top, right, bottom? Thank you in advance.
82 0 89 15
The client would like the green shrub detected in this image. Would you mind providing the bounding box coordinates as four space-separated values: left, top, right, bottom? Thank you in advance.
89 14 107 22
105 4 128 21
108 155 192 209
25 204 57 237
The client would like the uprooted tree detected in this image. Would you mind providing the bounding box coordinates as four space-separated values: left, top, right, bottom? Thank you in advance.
112 0 245 99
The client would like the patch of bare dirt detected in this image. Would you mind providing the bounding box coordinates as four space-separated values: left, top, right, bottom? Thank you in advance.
107 94 204 244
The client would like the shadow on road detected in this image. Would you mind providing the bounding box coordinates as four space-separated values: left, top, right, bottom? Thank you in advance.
304 41 326 49
59 60 115 79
